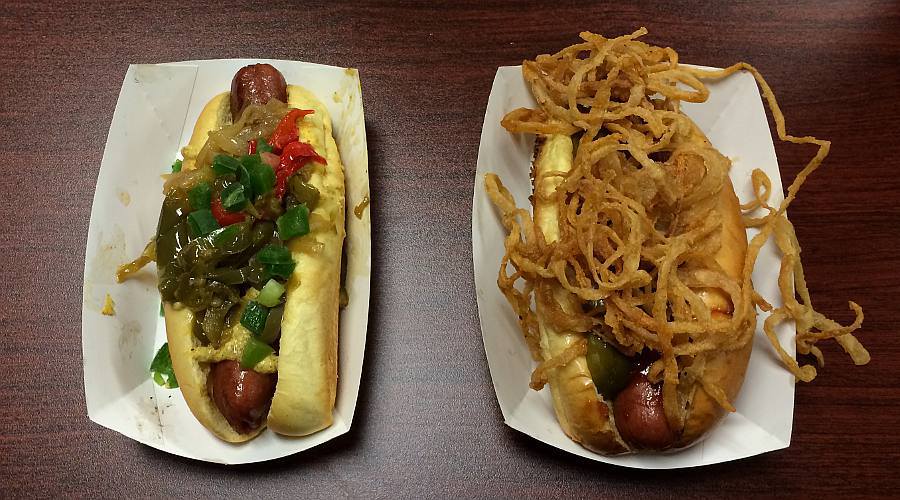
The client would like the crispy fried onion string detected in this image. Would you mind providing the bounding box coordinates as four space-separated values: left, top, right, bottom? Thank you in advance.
530 338 588 391
485 28 866 429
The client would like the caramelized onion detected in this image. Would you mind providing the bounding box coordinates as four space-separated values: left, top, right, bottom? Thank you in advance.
192 100 288 170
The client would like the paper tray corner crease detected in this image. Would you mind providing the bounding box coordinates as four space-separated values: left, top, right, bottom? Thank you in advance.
81 59 371 464
472 65 795 469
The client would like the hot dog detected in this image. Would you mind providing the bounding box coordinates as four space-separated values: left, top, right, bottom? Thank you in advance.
488 28 870 454
484 30 758 453
122 63 345 442
524 126 750 453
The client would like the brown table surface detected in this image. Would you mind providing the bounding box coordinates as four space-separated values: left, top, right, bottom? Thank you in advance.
2 0 899 497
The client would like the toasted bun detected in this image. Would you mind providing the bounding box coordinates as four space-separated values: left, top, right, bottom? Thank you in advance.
164 84 344 441
268 85 344 436
532 135 627 454
676 125 750 446
532 125 749 453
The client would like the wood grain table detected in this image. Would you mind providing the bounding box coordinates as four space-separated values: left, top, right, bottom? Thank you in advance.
2 0 898 497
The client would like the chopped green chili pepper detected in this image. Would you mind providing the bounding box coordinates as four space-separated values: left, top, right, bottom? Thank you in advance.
289 177 319 209
211 224 242 247
221 182 247 212
171 159 183 173
276 204 310 240
212 154 241 176
201 299 234 347
205 267 249 285
240 300 269 335
240 337 275 369
149 342 179 388
187 209 220 237
188 181 212 210
258 304 284 345
257 279 285 307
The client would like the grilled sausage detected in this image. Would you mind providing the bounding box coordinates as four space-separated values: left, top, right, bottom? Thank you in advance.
613 373 676 449
230 63 288 121
207 360 277 434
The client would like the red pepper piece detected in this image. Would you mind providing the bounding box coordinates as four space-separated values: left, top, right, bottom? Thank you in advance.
273 141 327 198
211 195 246 226
248 139 257 155
267 109 315 152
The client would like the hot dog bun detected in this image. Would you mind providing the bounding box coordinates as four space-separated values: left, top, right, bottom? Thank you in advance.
676 127 751 446
269 85 344 436
532 125 749 453
532 135 627 454
165 84 345 442
487 28 866 458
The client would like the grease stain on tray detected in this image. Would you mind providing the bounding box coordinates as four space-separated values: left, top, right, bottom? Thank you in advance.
84 227 127 311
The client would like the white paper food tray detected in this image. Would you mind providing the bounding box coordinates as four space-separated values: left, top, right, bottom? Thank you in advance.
472 65 795 468
81 59 371 464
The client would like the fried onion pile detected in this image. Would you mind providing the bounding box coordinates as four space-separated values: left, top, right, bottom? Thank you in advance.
485 28 867 422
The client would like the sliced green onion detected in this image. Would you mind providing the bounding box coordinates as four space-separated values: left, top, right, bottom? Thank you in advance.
240 153 263 170
276 204 310 240
257 140 274 154
212 154 241 176
188 181 212 210
220 182 247 212
255 245 296 280
240 337 275 369
238 163 254 199
257 279 285 307
266 263 295 280
244 160 275 199
171 159 183 173
187 209 220 237
240 300 269 336
256 244 293 264
149 343 178 388
258 304 284 345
